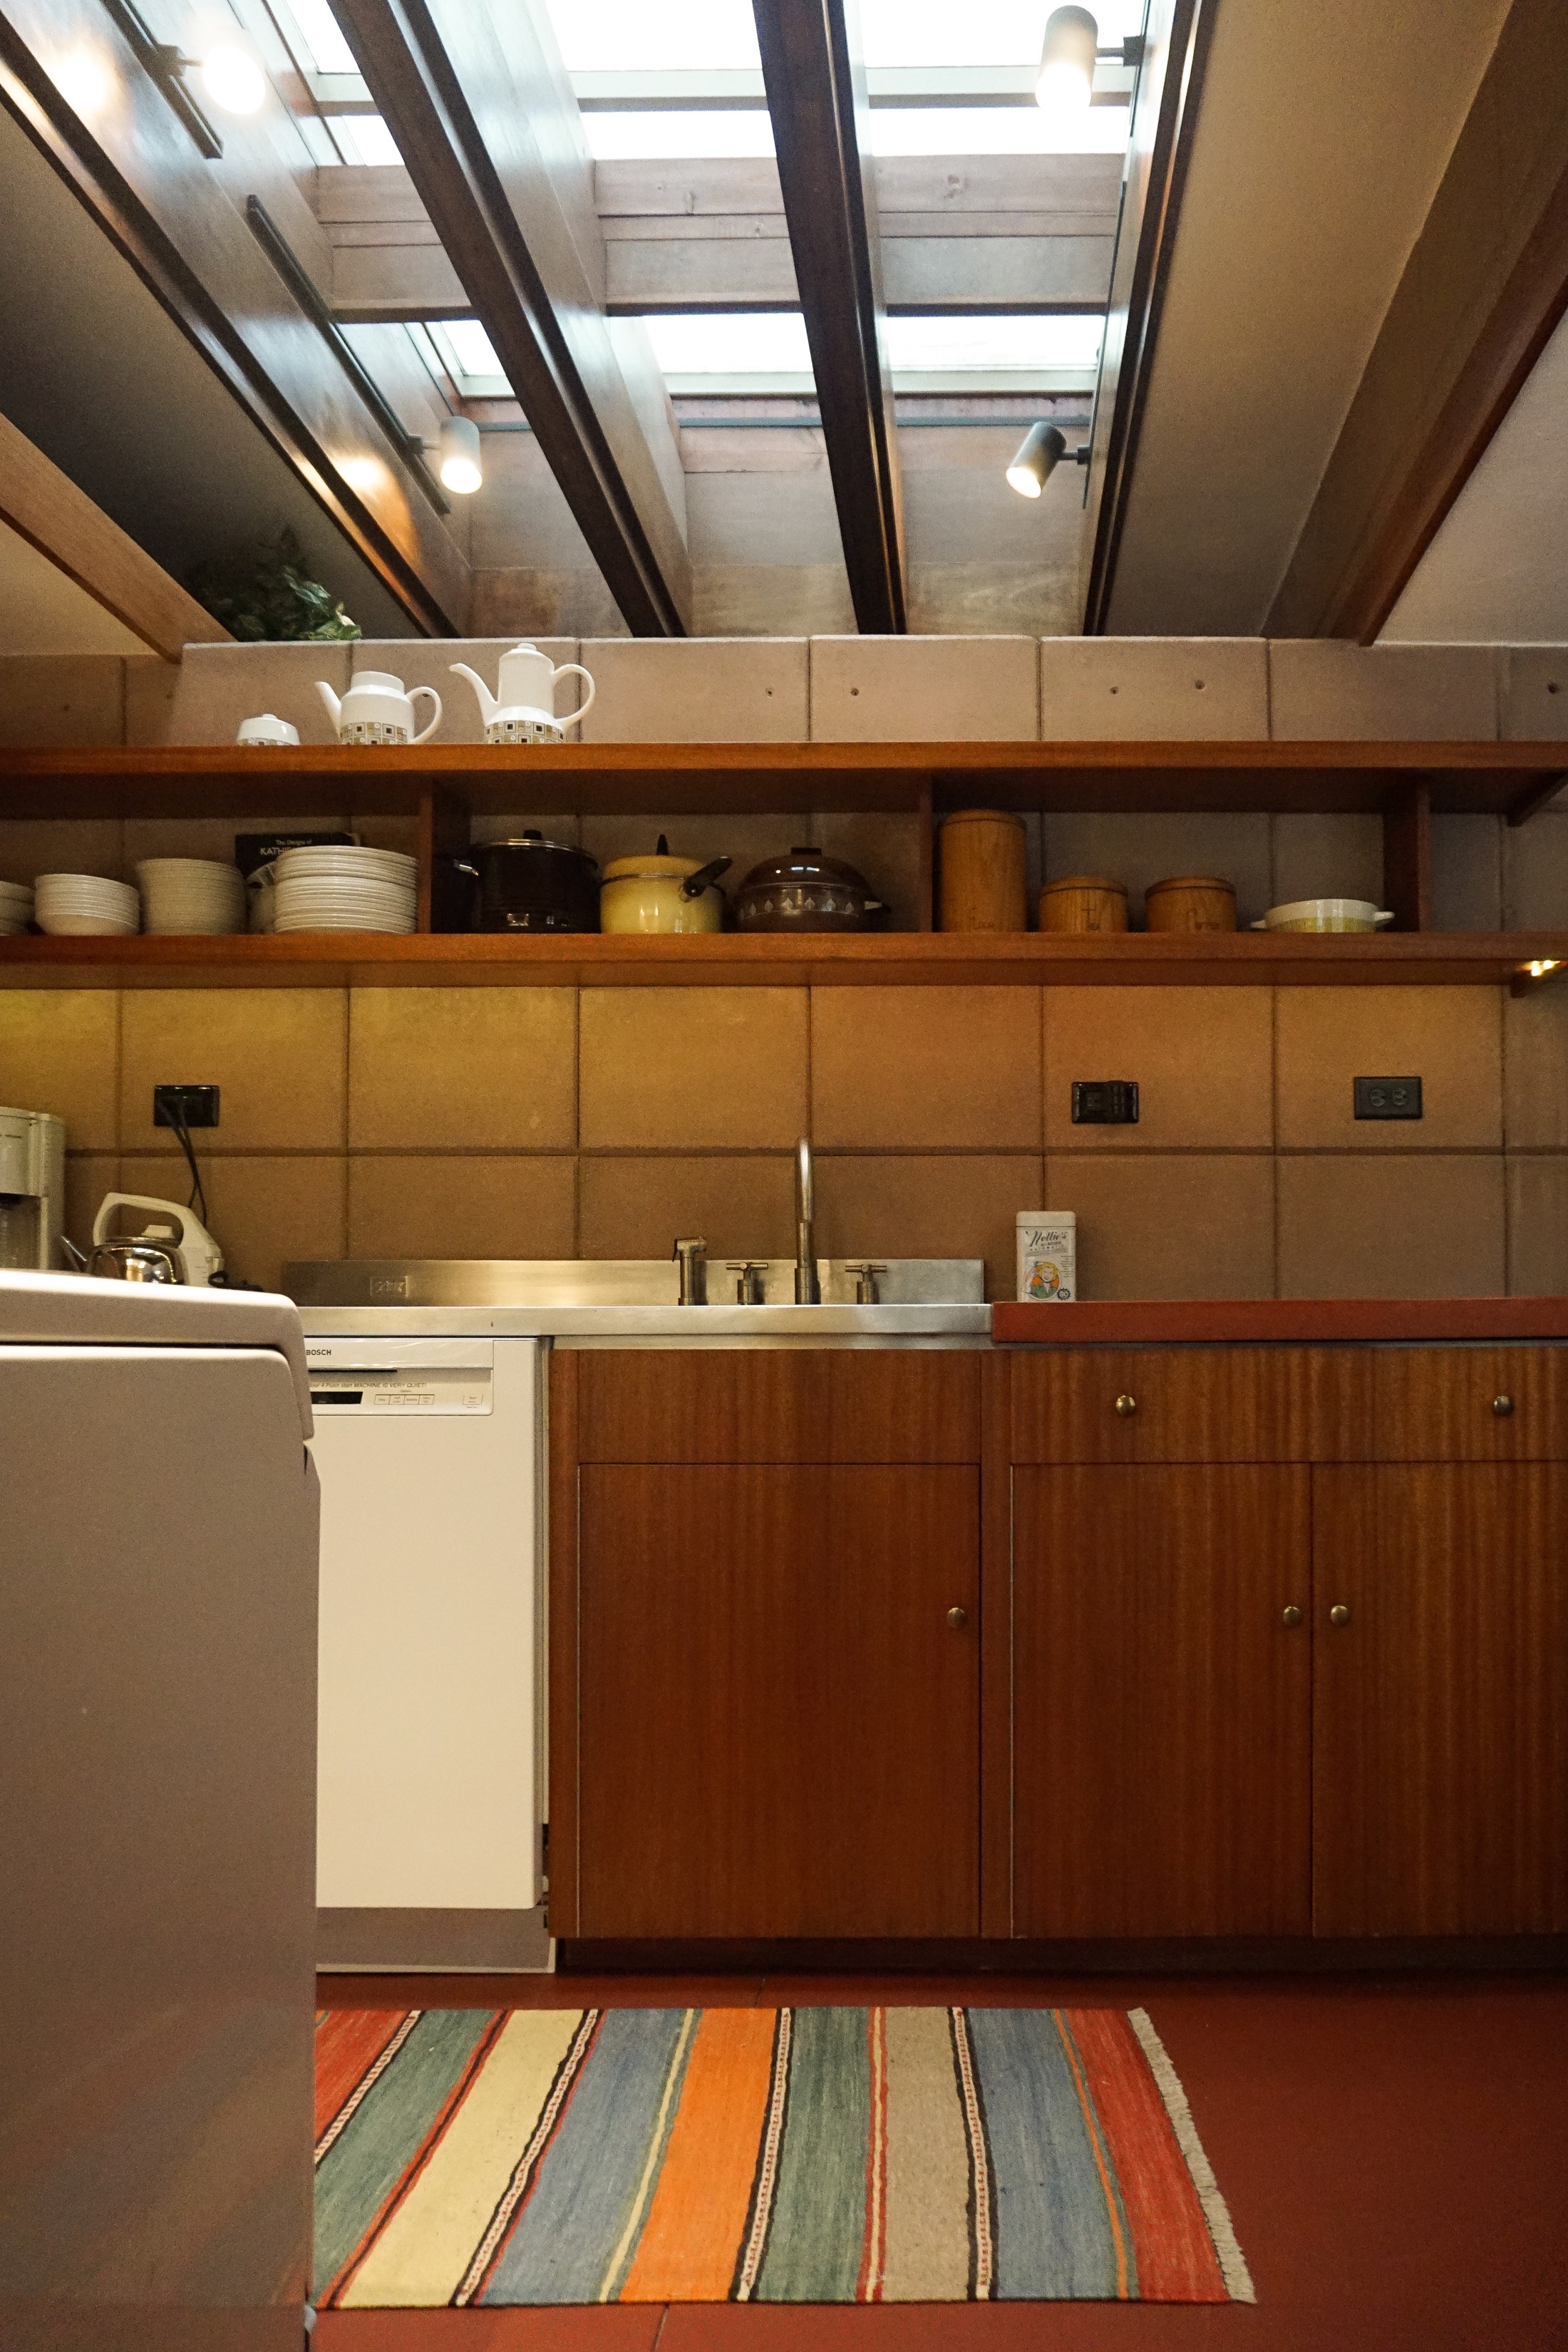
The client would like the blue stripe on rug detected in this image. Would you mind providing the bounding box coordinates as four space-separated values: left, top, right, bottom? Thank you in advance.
966 2008 1130 2300
481 2008 693 2304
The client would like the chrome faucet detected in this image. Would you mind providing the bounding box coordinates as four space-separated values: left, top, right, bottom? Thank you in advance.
673 1235 707 1306
794 1138 820 1303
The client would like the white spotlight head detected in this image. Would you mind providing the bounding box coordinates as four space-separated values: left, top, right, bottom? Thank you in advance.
1007 421 1068 498
200 44 267 114
438 414 483 495
1036 5 1098 116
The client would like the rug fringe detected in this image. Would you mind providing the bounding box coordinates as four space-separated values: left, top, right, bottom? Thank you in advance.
1127 2008 1256 2305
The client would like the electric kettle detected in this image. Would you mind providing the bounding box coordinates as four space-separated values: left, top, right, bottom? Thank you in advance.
88 1195 225 1286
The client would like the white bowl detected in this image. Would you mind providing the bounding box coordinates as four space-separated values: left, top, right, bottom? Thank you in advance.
272 845 416 884
35 872 139 908
36 911 140 937
1250 897 1396 935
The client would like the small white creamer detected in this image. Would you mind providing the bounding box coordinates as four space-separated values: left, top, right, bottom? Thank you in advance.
1016 1211 1077 1304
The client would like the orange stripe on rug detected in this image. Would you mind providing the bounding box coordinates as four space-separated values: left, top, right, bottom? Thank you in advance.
619 2008 778 2302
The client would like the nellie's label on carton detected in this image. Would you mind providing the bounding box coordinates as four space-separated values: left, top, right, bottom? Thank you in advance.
1017 1212 1077 1303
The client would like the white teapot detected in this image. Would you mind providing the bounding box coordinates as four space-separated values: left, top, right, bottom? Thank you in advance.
316 669 441 746
449 643 596 743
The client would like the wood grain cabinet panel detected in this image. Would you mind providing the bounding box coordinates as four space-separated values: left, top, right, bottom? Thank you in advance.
1012 1465 1313 1936
576 1464 980 1936
1368 1346 1568 1461
1312 1465 1568 1935
1011 1346 1365 1463
576 1347 981 1463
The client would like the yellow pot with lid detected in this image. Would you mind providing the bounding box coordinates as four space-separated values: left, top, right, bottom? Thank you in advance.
599 837 733 934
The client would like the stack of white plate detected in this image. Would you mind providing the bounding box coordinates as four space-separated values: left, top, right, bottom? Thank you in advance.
33 873 140 938
269 845 418 934
135 857 247 936
0 879 33 936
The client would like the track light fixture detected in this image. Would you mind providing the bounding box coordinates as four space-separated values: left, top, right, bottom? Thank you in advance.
1006 421 1090 497
100 0 267 155
1036 8 1147 119
434 416 483 495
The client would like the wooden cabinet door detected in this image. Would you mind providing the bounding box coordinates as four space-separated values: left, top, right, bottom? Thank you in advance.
1313 1466 1568 1934
576 1465 979 1938
1012 1466 1312 1937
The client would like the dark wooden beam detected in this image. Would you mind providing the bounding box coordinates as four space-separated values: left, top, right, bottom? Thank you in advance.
0 0 465 634
752 0 905 634
1080 0 1217 636
334 0 690 637
1269 0 1568 643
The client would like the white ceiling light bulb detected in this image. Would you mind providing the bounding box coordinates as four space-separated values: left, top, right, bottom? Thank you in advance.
1006 421 1068 497
438 414 483 495
200 43 267 114
1036 5 1098 117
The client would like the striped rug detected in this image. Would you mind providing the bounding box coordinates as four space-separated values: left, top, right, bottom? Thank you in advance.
314 2006 1253 2308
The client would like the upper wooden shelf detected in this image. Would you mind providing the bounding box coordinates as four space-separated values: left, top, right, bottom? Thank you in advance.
0 739 1564 820
1 929 1562 991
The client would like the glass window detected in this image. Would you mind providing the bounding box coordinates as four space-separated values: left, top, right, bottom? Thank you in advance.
541 0 761 73
859 0 1146 66
583 110 775 159
286 0 359 76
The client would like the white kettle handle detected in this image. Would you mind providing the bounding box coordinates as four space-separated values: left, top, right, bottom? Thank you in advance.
550 664 596 732
408 686 443 746
92 1192 190 1247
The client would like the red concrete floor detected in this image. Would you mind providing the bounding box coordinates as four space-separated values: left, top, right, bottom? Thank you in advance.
314 1970 1568 2352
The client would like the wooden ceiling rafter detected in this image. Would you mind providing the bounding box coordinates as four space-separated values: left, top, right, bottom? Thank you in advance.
1267 0 1568 644
333 0 691 638
751 0 907 634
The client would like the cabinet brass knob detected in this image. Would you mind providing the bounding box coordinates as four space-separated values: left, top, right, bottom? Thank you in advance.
947 1606 968 1629
1493 1394 1515 1417
1329 1604 1351 1627
1282 1604 1303 1628
1114 1393 1138 1416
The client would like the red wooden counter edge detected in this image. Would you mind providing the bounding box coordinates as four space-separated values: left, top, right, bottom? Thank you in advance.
991 1297 1568 1343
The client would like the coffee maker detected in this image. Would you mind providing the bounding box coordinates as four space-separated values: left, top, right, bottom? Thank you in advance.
0 1106 65 1270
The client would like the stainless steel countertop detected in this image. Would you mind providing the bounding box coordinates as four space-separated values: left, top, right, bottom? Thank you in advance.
299 1304 991 1345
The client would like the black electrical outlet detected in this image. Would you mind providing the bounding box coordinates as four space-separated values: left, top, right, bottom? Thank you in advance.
1072 1079 1140 1125
1353 1076 1422 1121
153 1084 220 1129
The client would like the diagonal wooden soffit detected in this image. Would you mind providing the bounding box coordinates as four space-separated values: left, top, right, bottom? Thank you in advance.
334 0 692 635
751 0 907 634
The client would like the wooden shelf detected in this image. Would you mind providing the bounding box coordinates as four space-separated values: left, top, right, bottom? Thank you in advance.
0 738 1564 820
3 929 1562 990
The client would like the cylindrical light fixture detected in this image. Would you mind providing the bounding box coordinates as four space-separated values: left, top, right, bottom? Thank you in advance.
1036 5 1098 116
200 43 267 114
1006 422 1068 497
437 415 483 495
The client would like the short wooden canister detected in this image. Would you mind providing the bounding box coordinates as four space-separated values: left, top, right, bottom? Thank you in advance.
1038 875 1129 932
938 808 1028 932
1144 875 1237 932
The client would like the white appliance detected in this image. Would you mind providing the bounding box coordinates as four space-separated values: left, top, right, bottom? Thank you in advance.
0 1269 318 2351
306 1332 547 1970
0 1106 63 1269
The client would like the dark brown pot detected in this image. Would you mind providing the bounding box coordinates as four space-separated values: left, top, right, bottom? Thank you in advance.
733 845 886 933
473 832 600 933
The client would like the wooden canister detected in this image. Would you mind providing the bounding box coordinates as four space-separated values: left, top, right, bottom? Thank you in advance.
938 808 1028 932
1038 875 1129 933
1144 875 1237 933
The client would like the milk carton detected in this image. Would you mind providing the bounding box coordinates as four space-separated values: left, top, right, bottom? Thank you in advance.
1016 1212 1078 1303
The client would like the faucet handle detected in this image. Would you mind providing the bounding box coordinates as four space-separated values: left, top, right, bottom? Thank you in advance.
726 1259 769 1304
673 1236 707 1306
845 1259 888 1306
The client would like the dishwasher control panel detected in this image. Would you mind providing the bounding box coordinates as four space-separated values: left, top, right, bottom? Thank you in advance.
304 1337 495 1415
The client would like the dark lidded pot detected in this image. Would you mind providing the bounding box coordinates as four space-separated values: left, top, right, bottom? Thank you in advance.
733 845 886 933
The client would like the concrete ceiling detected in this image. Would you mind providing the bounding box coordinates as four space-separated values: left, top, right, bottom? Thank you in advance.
0 518 145 654
1380 308 1568 643
1103 0 1512 636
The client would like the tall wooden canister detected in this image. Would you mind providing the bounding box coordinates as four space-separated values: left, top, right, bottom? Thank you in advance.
939 808 1028 932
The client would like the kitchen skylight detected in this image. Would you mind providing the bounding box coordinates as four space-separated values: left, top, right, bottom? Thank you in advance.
282 0 359 76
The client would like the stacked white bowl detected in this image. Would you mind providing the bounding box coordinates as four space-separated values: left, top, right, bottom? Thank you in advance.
33 873 140 937
135 857 247 936
269 844 418 934
0 879 33 936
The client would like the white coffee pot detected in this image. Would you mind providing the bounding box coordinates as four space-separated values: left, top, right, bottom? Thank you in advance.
449 643 596 743
316 669 441 746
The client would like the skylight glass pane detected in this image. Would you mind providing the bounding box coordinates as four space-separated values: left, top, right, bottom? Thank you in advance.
867 106 1129 155
583 110 775 159
859 0 1147 67
335 115 403 166
289 0 359 75
884 314 1104 372
437 321 507 380
542 0 760 73
644 313 813 377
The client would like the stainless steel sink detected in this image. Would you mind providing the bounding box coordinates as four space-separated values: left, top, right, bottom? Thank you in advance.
284 1257 986 1309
